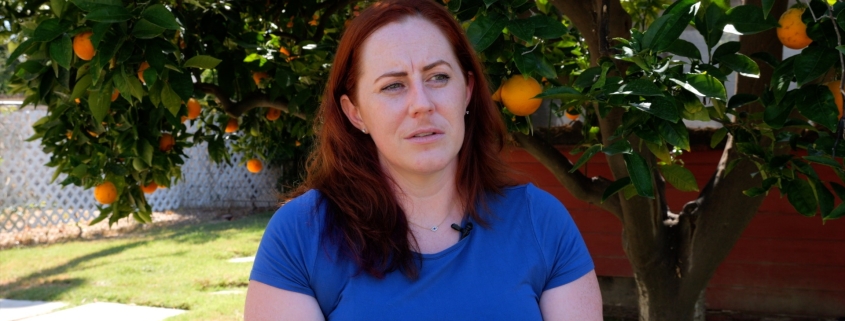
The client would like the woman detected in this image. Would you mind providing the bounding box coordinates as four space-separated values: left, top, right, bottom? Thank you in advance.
245 0 602 319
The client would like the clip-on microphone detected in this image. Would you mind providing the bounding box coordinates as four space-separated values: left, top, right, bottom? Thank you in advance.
450 222 473 240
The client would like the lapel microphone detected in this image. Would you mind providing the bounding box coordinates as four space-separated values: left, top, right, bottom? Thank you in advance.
450 222 473 240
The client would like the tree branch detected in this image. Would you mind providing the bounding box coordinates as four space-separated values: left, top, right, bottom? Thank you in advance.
512 132 623 218
194 83 305 120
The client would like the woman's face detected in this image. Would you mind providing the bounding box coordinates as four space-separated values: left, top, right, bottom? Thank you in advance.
341 17 474 179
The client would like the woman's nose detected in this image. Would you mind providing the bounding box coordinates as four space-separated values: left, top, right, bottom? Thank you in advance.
407 81 434 116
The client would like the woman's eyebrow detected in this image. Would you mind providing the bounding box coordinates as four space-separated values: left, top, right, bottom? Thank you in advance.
373 60 452 84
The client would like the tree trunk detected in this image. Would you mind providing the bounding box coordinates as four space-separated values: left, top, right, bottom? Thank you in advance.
528 1 789 320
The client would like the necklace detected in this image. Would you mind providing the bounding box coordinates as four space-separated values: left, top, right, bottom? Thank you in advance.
408 212 452 232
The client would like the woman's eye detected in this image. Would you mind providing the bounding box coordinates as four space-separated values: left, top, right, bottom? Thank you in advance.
381 83 403 91
431 74 450 82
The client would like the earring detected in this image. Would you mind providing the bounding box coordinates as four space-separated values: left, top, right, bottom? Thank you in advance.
361 128 367 134
465 110 469 115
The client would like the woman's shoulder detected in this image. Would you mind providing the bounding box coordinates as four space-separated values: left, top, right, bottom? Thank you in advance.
267 189 326 231
497 183 565 209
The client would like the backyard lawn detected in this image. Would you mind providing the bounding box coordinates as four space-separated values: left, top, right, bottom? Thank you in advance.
0 211 273 321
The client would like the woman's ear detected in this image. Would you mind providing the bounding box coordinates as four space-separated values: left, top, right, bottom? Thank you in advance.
340 94 366 132
465 71 475 108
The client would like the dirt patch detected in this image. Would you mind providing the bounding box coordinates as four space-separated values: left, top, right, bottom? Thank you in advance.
0 207 275 250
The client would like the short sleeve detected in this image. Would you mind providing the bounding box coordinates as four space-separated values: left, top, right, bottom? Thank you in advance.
249 191 322 297
527 184 595 291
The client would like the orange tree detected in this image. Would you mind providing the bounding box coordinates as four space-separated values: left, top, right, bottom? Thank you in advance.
4 0 845 319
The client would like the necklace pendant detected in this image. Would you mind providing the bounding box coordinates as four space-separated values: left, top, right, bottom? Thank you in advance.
431 226 438 232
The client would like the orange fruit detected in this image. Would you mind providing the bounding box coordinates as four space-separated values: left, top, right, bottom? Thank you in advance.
74 98 80 104
94 181 117 205
777 7 812 50
66 131 73 139
826 80 844 118
492 85 502 102
225 118 239 133
73 31 95 61
187 98 201 120
138 61 150 84
246 159 263 173
252 72 270 87
500 75 543 116
295 140 301 147
309 14 319 26
111 89 119 102
287 16 294 29
141 182 158 194
266 108 282 121
159 133 175 152
279 47 290 57
565 108 580 121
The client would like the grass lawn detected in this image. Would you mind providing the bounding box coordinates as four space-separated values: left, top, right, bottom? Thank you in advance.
0 211 274 321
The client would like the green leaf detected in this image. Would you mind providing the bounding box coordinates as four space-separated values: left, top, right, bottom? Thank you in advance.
659 164 699 192
602 177 632 202
529 15 567 39
665 39 701 60
161 83 182 117
623 153 654 198
85 5 131 22
142 4 180 30
712 41 740 59
466 13 507 52
609 78 664 96
132 19 166 39
786 179 818 216
88 88 111 123
602 140 632 156
71 73 92 100
761 0 775 19
184 55 222 69
643 0 697 52
794 46 839 86
140 140 154 165
659 120 690 151
168 71 194 102
728 93 758 109
122 67 145 100
33 19 69 42
536 86 581 101
570 144 602 173
49 34 72 70
630 96 680 122
718 53 759 78
645 140 671 163
71 0 121 11
804 156 842 168
711 127 728 148
810 178 834 218
507 18 535 42
671 74 727 100
726 4 778 35
51 0 66 16
830 182 845 201
824 203 845 222
796 85 839 131
6 39 37 65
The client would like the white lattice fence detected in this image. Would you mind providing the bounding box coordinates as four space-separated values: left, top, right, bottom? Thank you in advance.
0 106 282 233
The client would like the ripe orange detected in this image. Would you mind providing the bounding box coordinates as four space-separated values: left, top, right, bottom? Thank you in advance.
159 133 175 152
73 31 96 61
66 130 73 139
246 159 263 173
141 182 158 194
565 108 580 121
492 85 502 102
225 118 239 133
111 89 119 102
826 80 844 119
501 75 544 116
777 7 812 50
94 181 117 205
252 72 270 87
187 98 201 120
266 108 282 121
295 140 301 147
74 98 80 104
138 62 150 84
309 14 319 26
287 16 295 29
279 47 290 57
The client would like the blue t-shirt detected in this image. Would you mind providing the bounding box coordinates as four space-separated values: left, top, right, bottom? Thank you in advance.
250 183 594 320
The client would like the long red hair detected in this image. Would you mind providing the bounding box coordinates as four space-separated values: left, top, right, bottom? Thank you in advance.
294 0 512 279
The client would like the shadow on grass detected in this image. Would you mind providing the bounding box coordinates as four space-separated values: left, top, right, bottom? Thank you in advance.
0 240 148 300
143 211 274 245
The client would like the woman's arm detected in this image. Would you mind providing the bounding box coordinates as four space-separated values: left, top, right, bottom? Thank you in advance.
539 270 603 320
244 280 325 321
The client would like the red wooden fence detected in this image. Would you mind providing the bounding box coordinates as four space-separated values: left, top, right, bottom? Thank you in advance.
503 146 845 317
